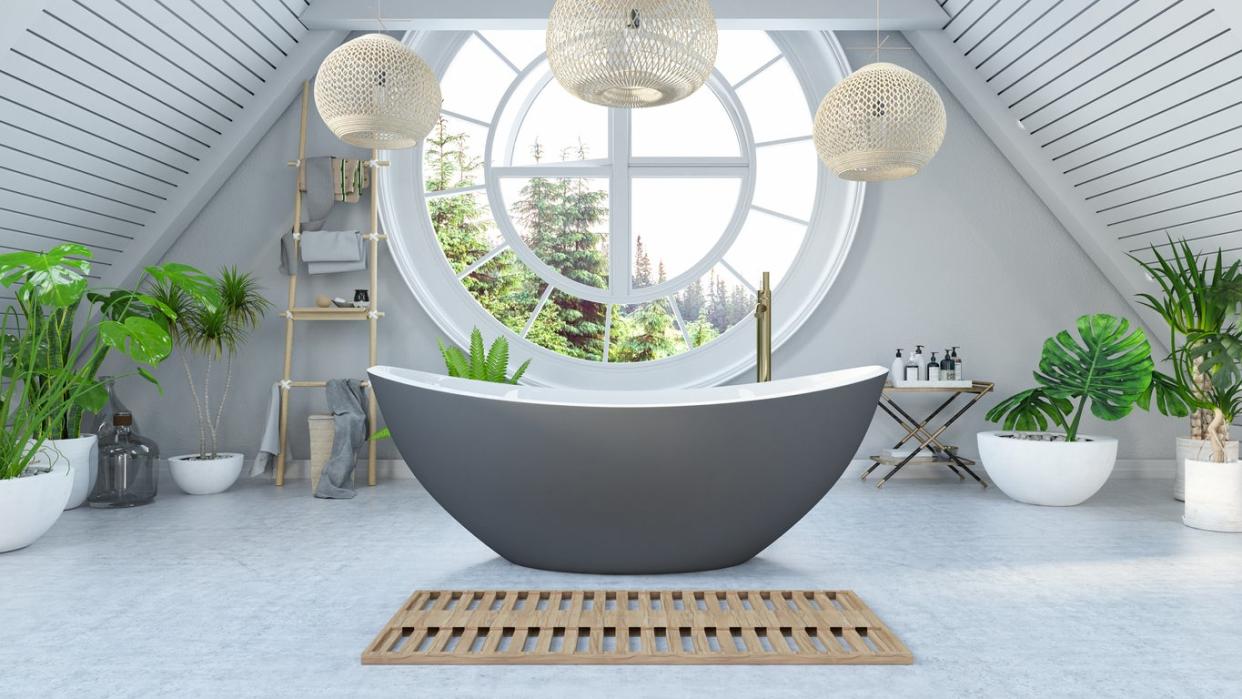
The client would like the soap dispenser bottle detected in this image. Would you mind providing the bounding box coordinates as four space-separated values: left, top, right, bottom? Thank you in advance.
914 345 927 381
940 350 954 380
952 346 964 381
928 352 941 381
889 349 904 385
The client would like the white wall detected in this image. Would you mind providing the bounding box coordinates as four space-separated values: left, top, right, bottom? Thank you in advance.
111 39 1183 468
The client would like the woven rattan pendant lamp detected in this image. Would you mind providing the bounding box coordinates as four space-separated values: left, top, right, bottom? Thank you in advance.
314 33 441 149
813 2 946 181
546 0 718 108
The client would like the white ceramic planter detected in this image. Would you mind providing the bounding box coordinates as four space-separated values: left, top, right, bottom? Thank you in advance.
977 431 1118 506
28 435 98 510
168 453 243 495
1184 458 1242 532
0 463 72 553
1174 437 1238 502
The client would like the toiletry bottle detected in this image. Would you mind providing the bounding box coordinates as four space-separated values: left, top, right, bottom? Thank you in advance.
904 353 919 383
928 352 941 381
940 350 954 380
952 346 964 382
890 349 904 385
914 345 927 381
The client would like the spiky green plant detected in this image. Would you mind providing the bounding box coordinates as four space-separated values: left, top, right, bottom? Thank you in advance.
439 328 530 384
987 314 1189 442
1130 238 1242 442
148 266 270 460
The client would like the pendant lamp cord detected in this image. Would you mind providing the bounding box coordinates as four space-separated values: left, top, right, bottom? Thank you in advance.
377 0 386 32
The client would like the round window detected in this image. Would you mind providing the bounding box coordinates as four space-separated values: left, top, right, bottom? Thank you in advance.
381 30 863 389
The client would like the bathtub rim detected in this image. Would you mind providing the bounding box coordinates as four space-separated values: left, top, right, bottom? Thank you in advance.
368 365 887 409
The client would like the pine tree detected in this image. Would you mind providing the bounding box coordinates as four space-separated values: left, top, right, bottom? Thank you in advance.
613 302 677 362
634 235 652 288
686 315 719 348
657 259 667 284
511 141 609 359
677 278 705 324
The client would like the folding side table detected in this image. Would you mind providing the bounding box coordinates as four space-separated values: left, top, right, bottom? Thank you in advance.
863 381 994 488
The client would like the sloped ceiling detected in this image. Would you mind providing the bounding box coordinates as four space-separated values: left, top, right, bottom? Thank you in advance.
0 0 343 293
909 0 1242 339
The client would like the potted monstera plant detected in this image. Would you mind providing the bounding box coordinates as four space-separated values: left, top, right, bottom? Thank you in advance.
1 245 216 550
1131 240 1242 500
979 314 1188 506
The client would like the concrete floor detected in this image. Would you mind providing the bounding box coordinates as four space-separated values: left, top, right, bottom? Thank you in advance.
3 468 1240 698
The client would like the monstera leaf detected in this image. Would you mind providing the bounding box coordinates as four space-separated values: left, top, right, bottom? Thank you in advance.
1032 314 1155 441
985 388 1073 432
1138 370 1192 419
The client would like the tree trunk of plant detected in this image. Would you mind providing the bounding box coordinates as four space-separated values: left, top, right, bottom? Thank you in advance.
182 352 206 459
1190 357 1213 441
1208 407 1229 463
211 352 233 459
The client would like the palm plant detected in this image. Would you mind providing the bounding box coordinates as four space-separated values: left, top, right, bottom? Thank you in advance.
1130 239 1242 443
1184 327 1242 462
987 314 1189 441
148 267 270 460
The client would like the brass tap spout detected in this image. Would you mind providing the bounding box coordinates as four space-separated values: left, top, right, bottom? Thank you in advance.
756 271 772 383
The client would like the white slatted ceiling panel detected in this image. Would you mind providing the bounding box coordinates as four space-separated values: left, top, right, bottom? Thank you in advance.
0 0 313 284
938 0 1242 266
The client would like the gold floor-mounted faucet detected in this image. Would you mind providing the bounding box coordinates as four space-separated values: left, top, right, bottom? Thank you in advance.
756 271 772 383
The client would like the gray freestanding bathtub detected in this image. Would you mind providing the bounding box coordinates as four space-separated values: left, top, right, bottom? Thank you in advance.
368 365 887 574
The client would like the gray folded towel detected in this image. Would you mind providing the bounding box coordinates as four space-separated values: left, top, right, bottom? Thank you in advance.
314 379 368 499
279 230 367 275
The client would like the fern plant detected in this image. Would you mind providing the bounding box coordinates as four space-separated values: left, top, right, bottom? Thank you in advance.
439 328 530 384
987 314 1189 441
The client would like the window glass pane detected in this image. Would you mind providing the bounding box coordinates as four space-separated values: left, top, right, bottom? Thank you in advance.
529 291 606 360
440 35 514 122
609 299 689 363
631 178 741 287
723 209 805 289
673 264 753 342
512 80 610 164
736 58 811 143
477 30 546 70
463 253 545 334
631 87 740 157
716 31 781 84
424 116 489 193
753 139 817 222
501 177 610 289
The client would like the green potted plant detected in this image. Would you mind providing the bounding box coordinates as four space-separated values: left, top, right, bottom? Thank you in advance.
1181 328 1242 531
148 267 270 495
979 313 1189 506
1 245 214 549
1131 240 1242 500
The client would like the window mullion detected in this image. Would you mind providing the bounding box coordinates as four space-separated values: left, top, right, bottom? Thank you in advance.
608 107 632 298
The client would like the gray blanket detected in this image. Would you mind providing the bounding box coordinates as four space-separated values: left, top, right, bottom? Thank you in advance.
314 379 368 499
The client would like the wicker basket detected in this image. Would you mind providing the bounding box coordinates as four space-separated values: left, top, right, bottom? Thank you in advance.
308 415 335 492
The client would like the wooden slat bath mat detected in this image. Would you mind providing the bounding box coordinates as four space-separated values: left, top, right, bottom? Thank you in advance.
362 590 912 665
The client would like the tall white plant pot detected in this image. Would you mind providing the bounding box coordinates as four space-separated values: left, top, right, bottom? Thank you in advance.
1184 458 1242 532
0 464 72 553
29 435 98 510
978 431 1118 506
169 453 243 495
1175 438 1238 501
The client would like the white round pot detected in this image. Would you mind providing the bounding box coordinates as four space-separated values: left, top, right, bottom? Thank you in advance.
977 431 1118 506
1184 458 1242 532
28 435 98 510
168 453 243 495
0 463 72 553
1175 437 1238 502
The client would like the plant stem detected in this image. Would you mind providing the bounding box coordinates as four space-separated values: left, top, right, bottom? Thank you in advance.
1066 395 1087 443
181 351 206 459
212 352 233 458
204 356 215 459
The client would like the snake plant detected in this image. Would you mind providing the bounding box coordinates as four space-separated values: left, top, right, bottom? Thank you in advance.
987 314 1189 441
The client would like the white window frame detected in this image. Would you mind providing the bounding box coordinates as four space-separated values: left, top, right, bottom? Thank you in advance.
380 30 864 390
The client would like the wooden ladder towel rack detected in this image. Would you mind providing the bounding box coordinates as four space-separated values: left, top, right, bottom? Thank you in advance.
274 80 386 487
